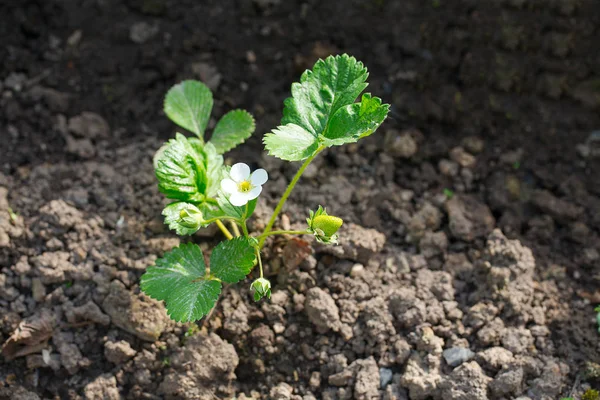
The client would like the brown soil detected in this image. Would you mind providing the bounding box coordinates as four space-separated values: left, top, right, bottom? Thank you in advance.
1 0 600 399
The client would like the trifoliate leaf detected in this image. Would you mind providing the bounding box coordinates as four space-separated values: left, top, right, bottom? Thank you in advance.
263 124 320 162
263 54 389 161
164 80 213 138
154 133 207 202
210 237 256 284
282 54 368 136
162 202 204 235
140 243 221 322
322 93 390 146
210 110 256 154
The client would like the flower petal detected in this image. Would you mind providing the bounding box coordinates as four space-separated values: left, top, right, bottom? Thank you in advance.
250 169 268 186
246 186 262 201
220 178 238 194
230 163 250 183
229 192 249 207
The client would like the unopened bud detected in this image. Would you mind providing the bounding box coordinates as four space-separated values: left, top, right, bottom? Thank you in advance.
312 215 343 237
178 206 204 229
250 277 271 302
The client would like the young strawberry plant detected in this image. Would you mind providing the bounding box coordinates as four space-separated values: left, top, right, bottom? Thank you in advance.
141 54 389 322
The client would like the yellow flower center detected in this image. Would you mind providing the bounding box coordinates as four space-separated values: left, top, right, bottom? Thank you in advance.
238 180 252 192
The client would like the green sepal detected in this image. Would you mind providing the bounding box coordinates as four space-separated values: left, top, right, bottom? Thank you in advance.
140 243 221 322
251 277 271 301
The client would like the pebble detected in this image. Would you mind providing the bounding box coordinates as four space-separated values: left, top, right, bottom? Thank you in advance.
67 30 83 47
439 159 459 177
462 136 484 154
129 21 160 44
385 130 418 158
4 73 27 92
379 368 393 388
350 263 365 277
449 147 476 168
443 347 475 367
191 62 222 90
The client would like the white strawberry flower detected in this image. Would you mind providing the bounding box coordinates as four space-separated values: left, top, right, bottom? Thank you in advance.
221 163 268 207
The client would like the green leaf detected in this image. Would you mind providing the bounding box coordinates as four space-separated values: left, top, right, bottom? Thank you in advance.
321 93 389 146
202 142 225 198
162 202 204 235
141 243 221 322
154 133 207 202
210 237 256 283
263 54 389 161
154 134 224 202
210 110 256 154
282 54 368 136
164 80 213 138
263 124 320 161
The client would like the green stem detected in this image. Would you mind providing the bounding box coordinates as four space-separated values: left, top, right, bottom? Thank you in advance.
215 220 233 240
259 146 324 248
256 230 309 240
256 248 264 278
230 221 241 237
241 204 250 237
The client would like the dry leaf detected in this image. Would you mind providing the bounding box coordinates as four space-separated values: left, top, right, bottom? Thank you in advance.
2 312 55 361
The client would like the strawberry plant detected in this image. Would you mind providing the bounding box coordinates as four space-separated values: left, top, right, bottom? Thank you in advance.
141 54 389 322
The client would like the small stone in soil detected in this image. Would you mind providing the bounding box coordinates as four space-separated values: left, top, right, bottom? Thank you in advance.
442 347 475 367
384 129 418 158
380 367 393 388
129 21 160 44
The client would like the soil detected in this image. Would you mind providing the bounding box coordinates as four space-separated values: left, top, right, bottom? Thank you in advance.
1 0 600 399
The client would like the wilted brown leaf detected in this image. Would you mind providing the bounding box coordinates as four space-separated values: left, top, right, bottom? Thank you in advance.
282 237 312 271
1 312 55 361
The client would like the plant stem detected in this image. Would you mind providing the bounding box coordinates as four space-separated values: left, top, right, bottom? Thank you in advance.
256 248 264 278
256 230 309 240
241 220 249 237
230 221 241 237
259 146 324 248
215 220 233 240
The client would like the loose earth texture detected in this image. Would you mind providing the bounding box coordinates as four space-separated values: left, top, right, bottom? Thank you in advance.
1 0 600 399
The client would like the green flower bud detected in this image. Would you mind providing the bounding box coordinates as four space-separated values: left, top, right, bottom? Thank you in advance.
250 277 271 302
312 215 343 237
178 206 204 229
306 206 343 245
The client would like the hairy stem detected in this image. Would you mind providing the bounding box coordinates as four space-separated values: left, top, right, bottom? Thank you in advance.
256 248 264 278
256 230 309 240
230 221 241 237
259 146 324 248
215 220 233 240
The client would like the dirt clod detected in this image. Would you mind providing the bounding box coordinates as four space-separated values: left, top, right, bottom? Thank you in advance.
305 287 341 333
101 280 169 341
